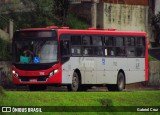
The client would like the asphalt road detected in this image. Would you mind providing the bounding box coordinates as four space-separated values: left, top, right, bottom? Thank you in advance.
7 82 160 92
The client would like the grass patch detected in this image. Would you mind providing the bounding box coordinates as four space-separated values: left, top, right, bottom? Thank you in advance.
149 55 157 61
0 86 6 96
0 91 159 114
0 91 160 106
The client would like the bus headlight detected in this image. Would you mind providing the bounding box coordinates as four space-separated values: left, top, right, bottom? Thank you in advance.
49 69 59 77
12 70 19 78
54 69 59 74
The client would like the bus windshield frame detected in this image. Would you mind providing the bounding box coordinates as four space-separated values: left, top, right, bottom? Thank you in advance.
12 30 58 65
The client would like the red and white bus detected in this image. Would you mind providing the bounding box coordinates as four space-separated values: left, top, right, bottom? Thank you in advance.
12 26 148 91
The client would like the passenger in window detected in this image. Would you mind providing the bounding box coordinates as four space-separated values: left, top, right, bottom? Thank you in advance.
116 48 125 56
83 36 90 45
94 47 102 56
23 45 34 57
83 49 88 56
111 50 114 56
108 48 114 56
93 37 102 46
136 48 144 57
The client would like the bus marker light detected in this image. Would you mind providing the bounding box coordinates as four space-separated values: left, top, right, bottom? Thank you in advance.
49 71 54 77
12 70 19 78
12 70 15 74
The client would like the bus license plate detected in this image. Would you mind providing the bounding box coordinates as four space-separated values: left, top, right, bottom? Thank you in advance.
30 78 37 82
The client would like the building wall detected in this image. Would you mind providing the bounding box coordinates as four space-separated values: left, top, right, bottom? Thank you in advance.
100 0 148 5
149 61 160 86
70 0 148 5
155 0 160 14
100 3 148 32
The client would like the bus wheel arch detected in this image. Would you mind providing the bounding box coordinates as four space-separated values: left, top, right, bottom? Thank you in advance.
75 69 82 85
67 69 82 91
117 69 126 91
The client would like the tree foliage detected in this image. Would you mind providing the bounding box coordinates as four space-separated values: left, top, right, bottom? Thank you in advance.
151 12 160 47
5 0 70 30
0 38 11 61
52 0 70 25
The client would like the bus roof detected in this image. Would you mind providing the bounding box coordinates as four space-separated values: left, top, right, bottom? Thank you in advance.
20 26 147 36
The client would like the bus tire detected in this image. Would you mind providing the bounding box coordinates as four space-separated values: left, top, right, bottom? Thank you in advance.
29 85 47 91
116 72 125 91
67 72 80 92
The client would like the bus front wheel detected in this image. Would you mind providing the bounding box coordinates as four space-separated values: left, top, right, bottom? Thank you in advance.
67 72 80 92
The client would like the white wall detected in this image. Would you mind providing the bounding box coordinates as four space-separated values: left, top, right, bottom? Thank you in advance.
155 0 160 15
97 3 148 32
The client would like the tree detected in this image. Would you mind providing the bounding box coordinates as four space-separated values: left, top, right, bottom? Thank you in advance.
20 0 70 27
151 12 160 47
52 0 70 26
4 0 70 30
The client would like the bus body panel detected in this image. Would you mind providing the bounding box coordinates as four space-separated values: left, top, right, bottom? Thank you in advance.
61 57 145 84
12 28 148 88
12 64 62 85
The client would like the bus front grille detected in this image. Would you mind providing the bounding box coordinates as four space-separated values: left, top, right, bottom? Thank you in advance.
19 76 48 82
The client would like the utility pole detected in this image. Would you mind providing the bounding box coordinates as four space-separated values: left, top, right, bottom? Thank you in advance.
91 0 97 28
9 20 13 39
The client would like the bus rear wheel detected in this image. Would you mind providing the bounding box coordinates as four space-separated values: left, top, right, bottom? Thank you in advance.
116 72 125 91
107 72 125 91
67 72 80 92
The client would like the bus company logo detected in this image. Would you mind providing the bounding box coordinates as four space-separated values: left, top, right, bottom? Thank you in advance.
2 107 11 112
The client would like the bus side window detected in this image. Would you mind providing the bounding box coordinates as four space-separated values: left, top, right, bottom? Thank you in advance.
104 36 115 46
60 40 70 56
71 35 82 56
104 36 115 56
125 37 135 57
92 35 103 56
71 46 81 56
115 37 126 56
83 47 93 56
136 47 145 57
135 37 145 57
82 35 91 45
116 47 125 56
105 47 115 56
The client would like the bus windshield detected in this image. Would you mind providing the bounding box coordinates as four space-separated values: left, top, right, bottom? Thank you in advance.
13 40 58 64
14 40 57 64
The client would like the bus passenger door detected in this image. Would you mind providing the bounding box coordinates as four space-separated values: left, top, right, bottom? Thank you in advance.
60 35 72 84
